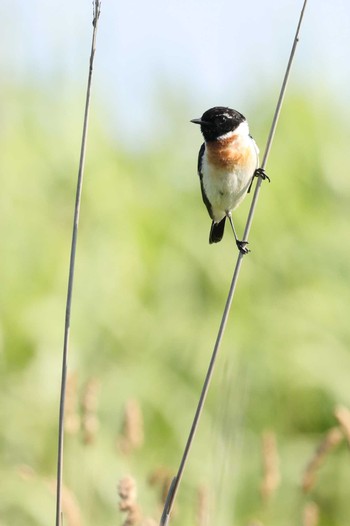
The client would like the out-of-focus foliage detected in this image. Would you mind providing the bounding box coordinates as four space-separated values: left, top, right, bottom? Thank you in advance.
1 86 350 526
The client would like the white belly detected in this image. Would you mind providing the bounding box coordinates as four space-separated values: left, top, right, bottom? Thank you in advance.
202 156 256 222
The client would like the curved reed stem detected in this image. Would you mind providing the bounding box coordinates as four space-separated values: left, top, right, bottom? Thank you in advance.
55 3 101 525
160 1 309 524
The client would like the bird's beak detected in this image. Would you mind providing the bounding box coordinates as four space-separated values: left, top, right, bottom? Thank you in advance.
190 118 206 125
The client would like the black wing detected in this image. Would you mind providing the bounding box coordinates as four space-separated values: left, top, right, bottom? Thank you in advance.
197 143 213 219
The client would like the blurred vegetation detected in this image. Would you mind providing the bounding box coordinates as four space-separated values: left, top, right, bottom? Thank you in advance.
1 84 350 526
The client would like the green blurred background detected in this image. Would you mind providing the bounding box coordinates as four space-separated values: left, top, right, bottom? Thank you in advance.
1 1 350 525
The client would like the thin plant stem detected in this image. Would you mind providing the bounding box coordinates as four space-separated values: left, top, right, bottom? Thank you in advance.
55 2 101 526
159 1 308 524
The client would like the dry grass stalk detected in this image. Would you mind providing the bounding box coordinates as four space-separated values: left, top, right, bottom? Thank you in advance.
196 485 210 526
65 372 80 435
18 464 36 480
148 467 172 506
19 466 82 526
118 476 142 526
60 483 83 526
141 519 157 526
302 427 343 492
119 399 144 454
81 377 100 444
334 405 350 447
302 501 319 526
48 479 82 526
260 430 280 502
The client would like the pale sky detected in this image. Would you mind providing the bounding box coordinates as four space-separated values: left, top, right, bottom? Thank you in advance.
1 0 349 145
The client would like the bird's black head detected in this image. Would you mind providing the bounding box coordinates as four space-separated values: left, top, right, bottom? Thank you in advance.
191 106 246 142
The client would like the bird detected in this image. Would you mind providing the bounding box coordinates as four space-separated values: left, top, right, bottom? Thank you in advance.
191 106 269 254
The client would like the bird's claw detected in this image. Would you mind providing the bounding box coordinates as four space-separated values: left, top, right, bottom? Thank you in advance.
248 168 271 193
236 240 250 255
255 167 271 183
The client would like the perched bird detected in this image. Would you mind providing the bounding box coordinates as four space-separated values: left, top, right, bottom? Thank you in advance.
191 106 268 253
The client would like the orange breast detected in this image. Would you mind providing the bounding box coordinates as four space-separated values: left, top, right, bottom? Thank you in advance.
206 135 253 170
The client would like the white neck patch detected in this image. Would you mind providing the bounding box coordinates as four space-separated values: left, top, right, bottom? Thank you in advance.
217 120 249 141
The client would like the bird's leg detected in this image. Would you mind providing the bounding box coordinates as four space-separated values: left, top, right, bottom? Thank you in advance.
226 211 250 255
248 167 271 193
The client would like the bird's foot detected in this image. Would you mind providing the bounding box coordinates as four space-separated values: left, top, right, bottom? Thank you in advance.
255 167 271 183
248 168 271 193
236 240 250 255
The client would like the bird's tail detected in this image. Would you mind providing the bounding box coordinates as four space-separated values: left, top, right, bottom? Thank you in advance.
209 218 226 244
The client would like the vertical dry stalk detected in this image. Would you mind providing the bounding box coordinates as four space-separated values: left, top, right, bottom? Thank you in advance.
196 485 210 526
260 430 280 503
65 372 80 435
148 467 173 508
18 464 36 480
118 476 142 526
302 427 343 492
19 467 82 526
119 399 144 454
49 480 83 526
302 501 319 526
55 2 101 525
334 405 350 447
81 377 100 444
58 484 83 526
